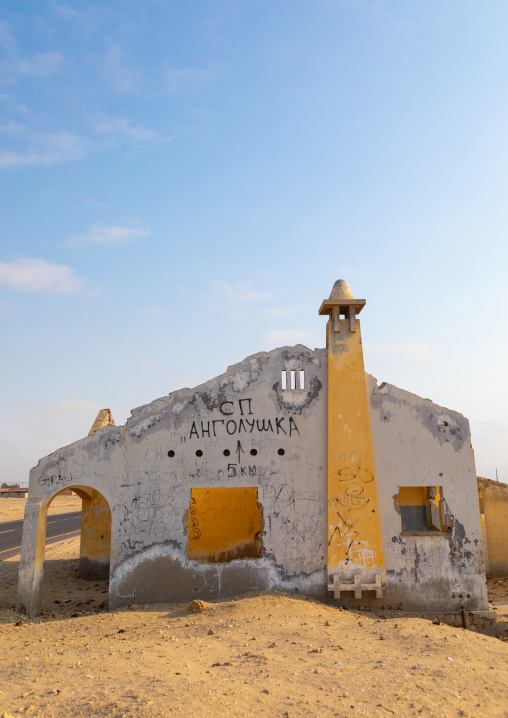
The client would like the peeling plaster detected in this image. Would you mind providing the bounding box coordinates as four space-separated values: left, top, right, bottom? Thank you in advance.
17 346 488 616
129 414 163 438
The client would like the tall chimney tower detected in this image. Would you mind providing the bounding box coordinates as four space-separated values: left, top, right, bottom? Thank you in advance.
319 280 385 601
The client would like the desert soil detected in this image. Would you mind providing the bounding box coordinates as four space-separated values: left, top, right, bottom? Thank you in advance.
0 501 507 718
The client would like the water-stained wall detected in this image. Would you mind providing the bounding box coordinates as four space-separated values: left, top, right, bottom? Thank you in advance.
17 345 488 615
18 346 328 614
368 375 488 611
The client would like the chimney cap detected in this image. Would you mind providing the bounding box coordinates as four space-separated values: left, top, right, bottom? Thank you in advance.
318 279 366 316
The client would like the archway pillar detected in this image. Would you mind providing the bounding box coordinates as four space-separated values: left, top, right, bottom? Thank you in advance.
16 498 48 617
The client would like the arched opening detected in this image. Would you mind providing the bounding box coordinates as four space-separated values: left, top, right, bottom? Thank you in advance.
41 486 111 613
70 487 111 580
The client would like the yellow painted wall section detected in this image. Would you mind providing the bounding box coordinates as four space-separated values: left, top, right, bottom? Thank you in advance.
80 490 112 564
35 500 49 578
480 512 490 575
396 487 427 507
482 484 508 576
188 487 262 563
327 318 385 576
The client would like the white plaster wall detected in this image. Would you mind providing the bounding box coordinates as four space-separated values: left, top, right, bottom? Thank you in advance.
367 374 488 611
25 346 329 608
21 347 488 613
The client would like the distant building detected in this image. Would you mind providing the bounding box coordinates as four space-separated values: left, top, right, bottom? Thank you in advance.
0 488 28 498
17 280 488 617
478 476 508 577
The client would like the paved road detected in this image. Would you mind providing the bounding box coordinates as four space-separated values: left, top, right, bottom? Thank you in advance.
0 511 81 560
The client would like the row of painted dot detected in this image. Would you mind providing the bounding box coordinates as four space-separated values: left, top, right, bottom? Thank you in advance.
167 448 285 458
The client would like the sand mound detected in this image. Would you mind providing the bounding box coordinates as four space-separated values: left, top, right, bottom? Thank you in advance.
0 588 507 717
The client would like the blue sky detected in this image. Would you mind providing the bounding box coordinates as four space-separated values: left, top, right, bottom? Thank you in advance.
0 0 507 485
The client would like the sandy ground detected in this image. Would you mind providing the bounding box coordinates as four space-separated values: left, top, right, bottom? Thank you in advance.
0 496 81 524
0 553 507 718
0 501 507 718
488 577 508 607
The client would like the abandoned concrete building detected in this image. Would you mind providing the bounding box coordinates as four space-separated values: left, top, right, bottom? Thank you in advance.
17 280 489 616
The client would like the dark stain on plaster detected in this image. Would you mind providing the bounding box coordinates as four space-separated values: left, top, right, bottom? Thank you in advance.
386 516 486 612
43 452 70 471
102 429 122 448
83 427 122 458
414 406 468 451
198 390 228 412
411 544 422 584
281 348 321 366
369 386 388 415
330 342 349 356
391 535 407 555
387 506 478 602
192 536 263 564
448 516 474 564
272 375 323 414
369 382 469 452
386 567 404 578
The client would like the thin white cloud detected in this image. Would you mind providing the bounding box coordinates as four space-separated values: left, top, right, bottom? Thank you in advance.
0 126 87 168
101 44 140 94
0 108 169 170
259 329 321 349
165 63 218 94
15 52 62 77
0 22 16 56
51 3 88 21
50 3 116 37
0 93 27 114
66 223 150 248
0 257 85 294
0 23 63 78
89 112 172 144
211 280 273 302
0 121 25 135
0 113 169 169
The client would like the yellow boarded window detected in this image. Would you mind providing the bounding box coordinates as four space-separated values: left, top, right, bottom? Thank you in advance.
395 486 445 533
188 487 263 563
396 486 427 508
